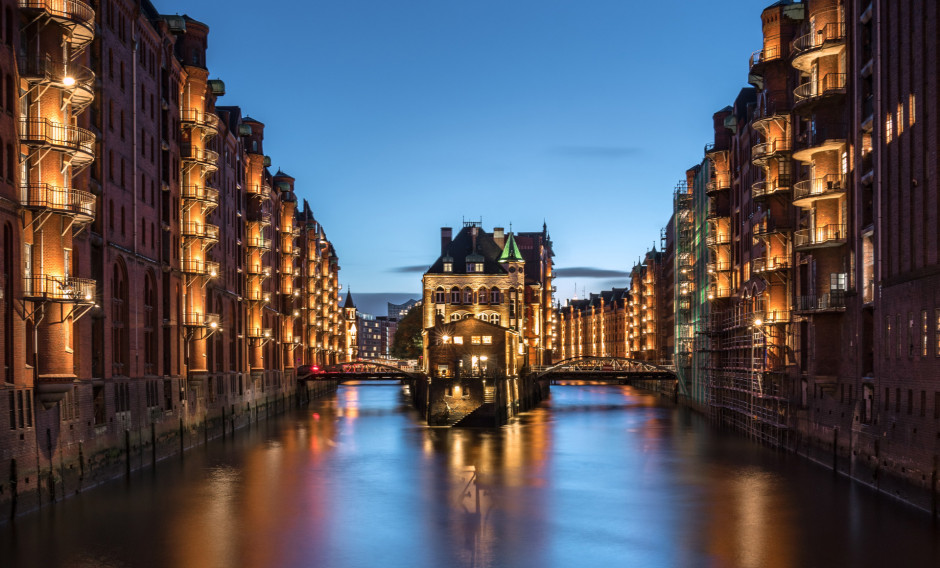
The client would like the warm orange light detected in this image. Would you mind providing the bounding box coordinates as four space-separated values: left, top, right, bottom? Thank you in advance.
62 76 76 87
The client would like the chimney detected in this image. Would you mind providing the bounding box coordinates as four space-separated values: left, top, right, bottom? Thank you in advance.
441 227 452 254
493 227 505 248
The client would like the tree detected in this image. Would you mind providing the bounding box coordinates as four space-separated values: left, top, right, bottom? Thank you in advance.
391 306 423 359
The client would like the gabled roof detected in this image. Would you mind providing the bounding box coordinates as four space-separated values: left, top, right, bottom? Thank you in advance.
497 233 524 263
344 290 356 309
426 226 507 275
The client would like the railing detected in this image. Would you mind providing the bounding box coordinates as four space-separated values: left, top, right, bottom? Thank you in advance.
19 0 95 34
180 259 219 277
796 291 846 312
180 146 219 168
704 142 728 158
757 309 791 324
748 39 786 69
180 109 219 135
247 327 272 339
247 212 272 226
794 73 846 103
752 90 791 123
246 236 271 250
20 183 95 221
751 138 791 161
247 183 272 201
23 274 95 302
182 312 221 327
751 176 791 199
707 286 732 300
707 260 733 273
19 117 95 162
705 178 730 193
793 174 845 202
753 218 791 238
181 185 220 207
18 54 95 107
791 22 846 55
752 256 789 272
705 233 730 247
181 222 219 242
795 122 846 152
794 224 846 249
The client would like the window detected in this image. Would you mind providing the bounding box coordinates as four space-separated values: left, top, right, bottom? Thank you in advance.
921 391 926 417
936 308 940 357
885 113 893 144
450 287 460 304
885 315 891 358
434 287 445 304
895 387 900 413
453 336 463 345
908 389 914 415
897 102 904 135
908 312 914 358
923 310 929 356
884 387 890 411
490 288 501 304
450 313 461 322
471 336 481 345
909 94 916 126
463 287 473 304
482 336 492 345
897 314 902 358
478 288 488 304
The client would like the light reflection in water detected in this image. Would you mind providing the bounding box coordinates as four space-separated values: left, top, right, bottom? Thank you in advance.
2 384 938 568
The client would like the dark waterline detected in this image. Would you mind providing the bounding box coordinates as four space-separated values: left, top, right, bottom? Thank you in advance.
3 384 938 568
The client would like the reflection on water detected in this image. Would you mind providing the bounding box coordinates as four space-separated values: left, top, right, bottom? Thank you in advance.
3 384 939 568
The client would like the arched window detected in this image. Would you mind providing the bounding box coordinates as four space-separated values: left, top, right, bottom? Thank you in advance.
450 313 461 322
434 287 445 304
463 287 473 304
490 287 501 304
111 259 128 375
478 287 488 304
450 287 460 304
491 314 501 327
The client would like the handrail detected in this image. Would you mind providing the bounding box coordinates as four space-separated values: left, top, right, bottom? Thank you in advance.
748 39 786 69
794 73 846 103
791 21 845 54
18 0 94 30
23 274 95 302
181 185 220 205
180 109 220 132
181 146 219 166
19 117 95 158
18 54 95 98
794 224 846 248
181 222 219 241
793 174 845 201
21 183 95 220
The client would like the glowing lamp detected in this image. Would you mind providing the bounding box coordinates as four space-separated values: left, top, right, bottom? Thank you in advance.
63 76 76 87
754 318 763 327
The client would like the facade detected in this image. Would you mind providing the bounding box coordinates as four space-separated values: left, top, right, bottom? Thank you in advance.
422 221 555 376
663 0 940 505
388 298 419 322
356 312 398 361
0 0 348 517
556 248 669 365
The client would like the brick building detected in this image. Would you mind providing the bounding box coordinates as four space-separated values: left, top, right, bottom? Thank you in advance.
0 0 348 517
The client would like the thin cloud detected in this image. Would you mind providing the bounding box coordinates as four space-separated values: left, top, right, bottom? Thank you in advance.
389 265 429 274
549 145 639 159
554 267 631 278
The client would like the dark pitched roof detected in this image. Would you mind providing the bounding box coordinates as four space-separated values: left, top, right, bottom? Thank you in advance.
344 291 356 309
426 226 507 275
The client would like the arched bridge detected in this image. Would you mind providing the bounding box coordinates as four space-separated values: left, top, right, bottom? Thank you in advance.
532 356 677 383
297 361 424 382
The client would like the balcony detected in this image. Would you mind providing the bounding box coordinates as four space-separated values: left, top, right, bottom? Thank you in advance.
706 199 727 220
19 0 95 50
180 259 219 277
751 138 790 165
21 183 95 223
182 312 221 328
794 224 846 250
705 178 730 195
19 117 95 168
247 183 272 201
751 91 791 132
246 236 271 251
181 222 220 245
247 327 273 340
180 146 219 174
751 176 791 201
22 274 95 303
791 21 846 72
748 40 786 73
793 122 847 163
704 143 729 162
707 260 733 274
705 233 731 247
247 212 272 227
18 55 95 112
180 109 219 139
181 185 220 210
753 218 791 240
707 286 732 301
793 174 846 207
795 291 846 314
752 256 789 274
793 73 846 108
246 264 271 279
757 309 791 324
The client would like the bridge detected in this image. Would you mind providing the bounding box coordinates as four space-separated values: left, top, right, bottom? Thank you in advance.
531 356 677 384
296 361 423 382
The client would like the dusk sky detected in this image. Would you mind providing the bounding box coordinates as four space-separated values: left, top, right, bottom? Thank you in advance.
159 0 761 309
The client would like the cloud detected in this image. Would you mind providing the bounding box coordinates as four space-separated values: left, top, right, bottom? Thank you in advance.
554 266 631 278
389 265 429 274
548 145 639 159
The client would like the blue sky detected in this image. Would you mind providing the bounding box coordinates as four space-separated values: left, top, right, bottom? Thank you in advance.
158 0 763 305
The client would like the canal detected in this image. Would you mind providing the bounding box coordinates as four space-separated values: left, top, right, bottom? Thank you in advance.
3 384 939 567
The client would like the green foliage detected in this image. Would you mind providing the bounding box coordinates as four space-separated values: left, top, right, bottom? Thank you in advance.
391 306 423 359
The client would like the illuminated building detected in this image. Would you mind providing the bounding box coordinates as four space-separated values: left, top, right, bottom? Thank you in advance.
0 0 348 515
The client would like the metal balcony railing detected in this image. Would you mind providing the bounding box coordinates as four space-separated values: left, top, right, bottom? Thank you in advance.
19 117 95 166
707 286 732 300
180 109 220 137
182 312 221 327
180 146 219 171
751 138 791 162
247 183 272 201
753 218 791 238
705 233 731 247
22 274 95 303
707 260 733 274
181 185 220 207
180 259 219 277
19 0 95 48
794 224 846 249
796 291 846 313
752 256 789 273
246 236 271 250
791 21 846 55
181 222 219 243
20 183 95 222
247 212 272 226
18 54 95 110
793 174 845 204
794 73 847 104
751 176 791 200
748 39 785 70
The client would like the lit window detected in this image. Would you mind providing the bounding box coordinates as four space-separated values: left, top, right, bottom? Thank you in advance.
886 113 893 144
910 94 916 126
482 336 492 345
453 336 463 345
897 103 904 135
443 262 452 273
471 336 481 345
922 310 928 356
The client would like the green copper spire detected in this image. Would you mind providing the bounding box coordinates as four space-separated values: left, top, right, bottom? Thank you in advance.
498 232 524 263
